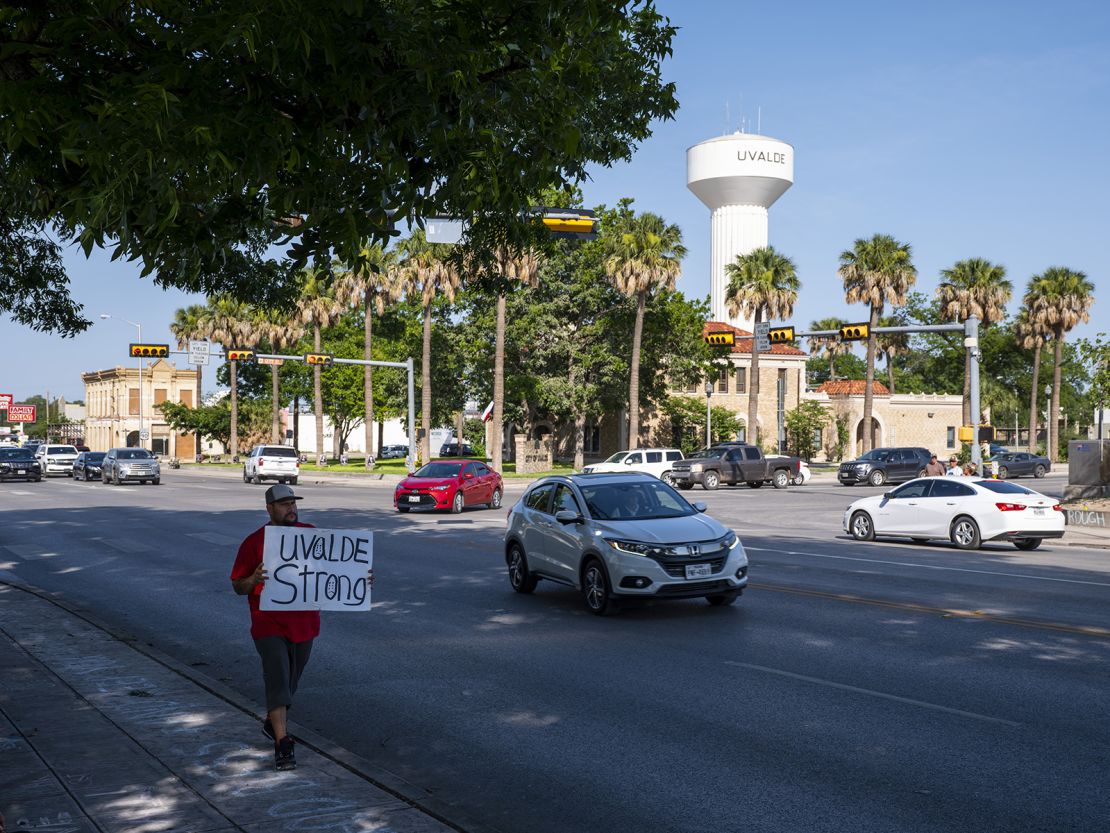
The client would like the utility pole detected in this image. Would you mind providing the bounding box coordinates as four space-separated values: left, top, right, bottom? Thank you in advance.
705 381 713 447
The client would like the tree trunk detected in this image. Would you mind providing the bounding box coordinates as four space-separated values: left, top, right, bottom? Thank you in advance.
862 304 879 453
293 395 300 452
747 309 762 447
421 302 433 464
569 359 585 471
962 347 972 427
270 365 281 442
828 350 836 382
1027 344 1041 453
1050 333 1063 462
628 290 647 449
886 352 896 395
364 297 375 467
377 420 384 456
229 359 239 457
314 323 324 463
491 292 506 471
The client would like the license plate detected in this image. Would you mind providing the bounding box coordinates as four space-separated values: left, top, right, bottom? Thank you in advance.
17 469 25 475
685 563 712 580
407 495 421 503
1033 507 1045 517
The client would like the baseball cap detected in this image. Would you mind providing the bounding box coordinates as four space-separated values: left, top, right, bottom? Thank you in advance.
265 484 303 504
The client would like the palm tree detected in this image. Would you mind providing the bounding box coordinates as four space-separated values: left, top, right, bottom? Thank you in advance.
253 308 305 443
875 315 910 394
808 316 849 382
1025 268 1095 461
604 212 685 449
170 304 211 406
725 246 800 448
398 230 460 464
205 296 254 458
936 258 1013 425
838 234 917 453
336 245 401 467
1014 309 1048 453
297 268 344 464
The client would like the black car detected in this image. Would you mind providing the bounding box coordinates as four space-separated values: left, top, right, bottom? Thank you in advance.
837 447 933 486
988 451 1050 479
73 451 107 481
0 447 43 482
439 442 476 457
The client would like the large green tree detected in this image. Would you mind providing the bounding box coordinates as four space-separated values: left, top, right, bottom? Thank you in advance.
0 2 678 335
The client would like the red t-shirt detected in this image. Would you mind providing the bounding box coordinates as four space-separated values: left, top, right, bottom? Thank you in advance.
230 522 321 642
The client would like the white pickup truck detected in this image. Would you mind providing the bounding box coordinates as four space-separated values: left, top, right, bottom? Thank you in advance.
581 448 685 486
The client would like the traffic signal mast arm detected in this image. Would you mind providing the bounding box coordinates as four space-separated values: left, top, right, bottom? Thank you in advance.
788 323 966 338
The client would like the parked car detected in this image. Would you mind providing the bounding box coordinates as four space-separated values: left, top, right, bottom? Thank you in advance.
581 448 684 485
394 459 502 513
243 444 300 485
987 451 1050 479
844 477 1064 550
837 447 933 486
504 472 749 615
102 447 161 485
379 444 408 459
768 455 811 485
72 451 106 481
669 443 800 490
439 442 476 457
36 444 80 477
0 447 43 482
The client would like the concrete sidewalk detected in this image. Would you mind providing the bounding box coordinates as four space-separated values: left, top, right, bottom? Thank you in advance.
0 581 494 833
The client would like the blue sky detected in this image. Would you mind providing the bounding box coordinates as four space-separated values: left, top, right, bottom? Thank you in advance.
3 0 1108 402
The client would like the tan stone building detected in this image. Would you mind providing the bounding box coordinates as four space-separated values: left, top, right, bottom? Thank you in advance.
82 359 199 457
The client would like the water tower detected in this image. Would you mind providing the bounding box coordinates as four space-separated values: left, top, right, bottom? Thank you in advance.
687 133 794 331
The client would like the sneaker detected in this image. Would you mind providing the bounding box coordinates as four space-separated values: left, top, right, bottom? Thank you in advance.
275 736 296 771
262 718 275 742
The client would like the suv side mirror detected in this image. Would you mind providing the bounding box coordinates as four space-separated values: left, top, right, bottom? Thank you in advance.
554 510 581 524
692 501 708 513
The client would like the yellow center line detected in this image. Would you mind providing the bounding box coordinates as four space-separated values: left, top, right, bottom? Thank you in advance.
750 582 1110 640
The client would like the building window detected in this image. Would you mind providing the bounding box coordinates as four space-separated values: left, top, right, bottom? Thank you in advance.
736 367 747 394
687 382 697 394
129 388 140 415
812 427 823 449
717 367 729 394
947 426 956 448
154 388 168 406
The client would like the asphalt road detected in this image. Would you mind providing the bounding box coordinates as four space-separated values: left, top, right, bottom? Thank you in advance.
2 470 1108 833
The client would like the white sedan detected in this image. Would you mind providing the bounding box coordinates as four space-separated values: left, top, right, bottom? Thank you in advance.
843 477 1065 550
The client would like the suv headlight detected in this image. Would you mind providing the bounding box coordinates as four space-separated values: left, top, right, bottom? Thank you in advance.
688 463 704 471
855 463 871 471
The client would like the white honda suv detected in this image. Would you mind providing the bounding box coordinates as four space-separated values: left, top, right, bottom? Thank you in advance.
581 448 684 486
243 444 300 485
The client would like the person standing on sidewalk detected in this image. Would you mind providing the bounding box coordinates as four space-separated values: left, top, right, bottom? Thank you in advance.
230 484 373 771
924 454 946 476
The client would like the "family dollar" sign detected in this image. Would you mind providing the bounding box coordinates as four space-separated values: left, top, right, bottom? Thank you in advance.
260 527 373 611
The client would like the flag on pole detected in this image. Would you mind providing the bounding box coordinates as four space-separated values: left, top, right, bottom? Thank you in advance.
481 401 495 423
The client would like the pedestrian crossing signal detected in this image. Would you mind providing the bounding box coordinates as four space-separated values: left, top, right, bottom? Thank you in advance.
129 343 169 358
538 208 599 240
226 350 255 363
768 326 795 344
839 323 870 341
305 354 334 366
705 331 736 347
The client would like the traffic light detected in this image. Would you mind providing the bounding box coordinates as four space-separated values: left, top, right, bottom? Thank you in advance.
538 208 599 240
768 326 795 344
705 331 736 347
839 322 870 341
129 343 169 358
305 353 334 366
226 349 255 363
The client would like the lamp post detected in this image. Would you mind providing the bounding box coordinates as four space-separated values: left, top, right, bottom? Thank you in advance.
101 314 144 449
705 380 713 447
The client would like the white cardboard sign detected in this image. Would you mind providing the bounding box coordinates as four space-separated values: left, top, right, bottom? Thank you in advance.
260 526 373 611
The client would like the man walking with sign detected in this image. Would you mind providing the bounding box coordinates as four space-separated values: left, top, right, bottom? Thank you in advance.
230 484 374 771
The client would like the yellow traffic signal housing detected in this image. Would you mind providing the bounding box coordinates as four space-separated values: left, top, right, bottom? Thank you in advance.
768 326 795 344
539 208 599 240
226 349 255 363
305 353 334 366
705 331 736 347
839 322 870 341
129 343 169 358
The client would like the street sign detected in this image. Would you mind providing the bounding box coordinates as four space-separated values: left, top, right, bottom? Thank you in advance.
257 357 285 366
8 404 36 422
140 429 150 440
0 393 11 410
188 340 211 366
754 322 771 353
426 217 466 245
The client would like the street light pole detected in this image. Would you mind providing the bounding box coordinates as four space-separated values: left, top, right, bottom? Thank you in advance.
101 314 143 449
705 381 713 447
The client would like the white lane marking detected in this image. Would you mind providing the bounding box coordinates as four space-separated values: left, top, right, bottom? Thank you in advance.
745 546 1110 588
7 490 34 496
724 661 1019 726
187 531 239 546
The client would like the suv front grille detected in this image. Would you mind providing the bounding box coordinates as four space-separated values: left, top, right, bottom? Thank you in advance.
658 557 726 578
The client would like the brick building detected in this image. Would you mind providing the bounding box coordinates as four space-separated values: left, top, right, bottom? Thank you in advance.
82 360 199 457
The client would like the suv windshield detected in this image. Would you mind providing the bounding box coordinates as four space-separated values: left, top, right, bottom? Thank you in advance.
580 482 694 521
85 452 106 462
0 448 35 460
117 449 154 460
602 452 630 464
47 446 77 454
858 449 891 462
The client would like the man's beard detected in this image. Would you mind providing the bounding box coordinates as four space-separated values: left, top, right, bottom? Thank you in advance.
276 512 298 526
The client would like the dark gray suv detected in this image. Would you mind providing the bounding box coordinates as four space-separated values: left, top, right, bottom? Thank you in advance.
837 447 933 487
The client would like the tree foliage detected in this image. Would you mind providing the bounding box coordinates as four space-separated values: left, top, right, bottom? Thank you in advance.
158 399 270 452
784 400 831 461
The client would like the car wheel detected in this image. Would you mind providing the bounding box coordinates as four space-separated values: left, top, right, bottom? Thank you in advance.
489 489 503 510
918 468 928 478
850 511 875 541
451 491 465 514
290 477 298 486
792 473 805 486
397 505 410 513
998 466 1008 479
507 543 538 594
1013 538 1041 551
868 469 886 487
102 472 109 484
581 558 617 616
252 473 262 485
747 481 763 489
950 516 982 550
702 471 720 490
152 477 160 485
661 471 676 487
706 592 738 606
113 469 121 485
1034 465 1046 478
243 468 249 483
772 470 790 489
677 482 693 490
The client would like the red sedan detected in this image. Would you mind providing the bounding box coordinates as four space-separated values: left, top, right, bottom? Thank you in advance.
394 459 504 513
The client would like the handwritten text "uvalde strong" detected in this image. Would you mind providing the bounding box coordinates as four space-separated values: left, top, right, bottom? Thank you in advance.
269 532 371 607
